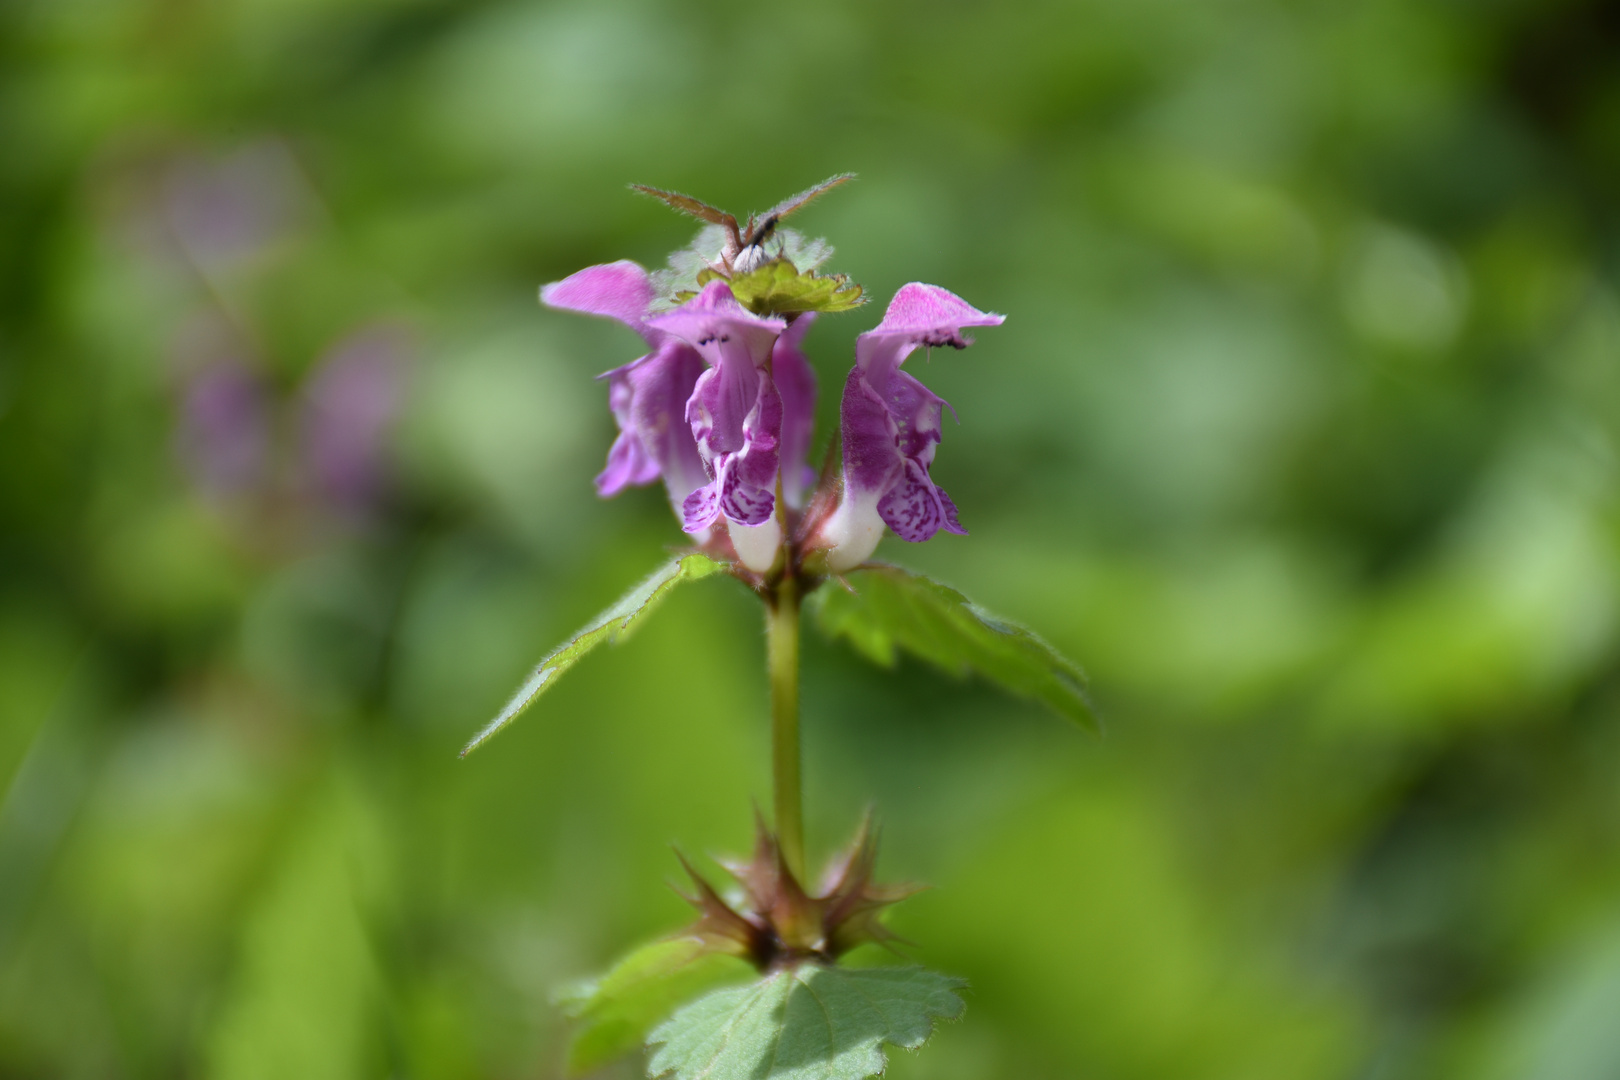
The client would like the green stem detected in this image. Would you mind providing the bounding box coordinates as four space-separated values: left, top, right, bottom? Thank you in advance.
768 574 804 880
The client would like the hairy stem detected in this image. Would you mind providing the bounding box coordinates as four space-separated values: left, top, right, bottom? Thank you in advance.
768 574 804 880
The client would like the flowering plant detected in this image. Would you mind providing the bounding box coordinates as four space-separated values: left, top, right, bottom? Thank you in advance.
464 177 1094 1079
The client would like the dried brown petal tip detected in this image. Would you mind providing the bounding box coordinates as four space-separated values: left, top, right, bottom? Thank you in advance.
673 813 922 972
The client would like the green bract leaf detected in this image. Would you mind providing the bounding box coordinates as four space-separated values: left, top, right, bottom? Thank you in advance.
811 564 1097 731
650 227 841 311
461 553 725 756
557 939 750 1076
648 965 966 1080
694 261 865 315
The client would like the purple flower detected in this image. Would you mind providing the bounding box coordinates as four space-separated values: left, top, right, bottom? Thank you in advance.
541 261 711 524
646 281 789 573
541 226 1005 577
772 313 819 511
818 283 1004 571
176 360 270 499
162 141 303 269
543 258 836 574
301 326 408 514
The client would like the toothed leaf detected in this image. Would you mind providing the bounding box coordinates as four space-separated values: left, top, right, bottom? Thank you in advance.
650 228 840 311
648 965 966 1080
650 225 729 308
461 553 725 755
696 261 865 316
557 939 749 1076
810 564 1097 731
776 229 833 273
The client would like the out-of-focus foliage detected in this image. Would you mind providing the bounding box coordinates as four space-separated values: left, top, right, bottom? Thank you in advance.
556 939 748 1076
1 0 1619 1077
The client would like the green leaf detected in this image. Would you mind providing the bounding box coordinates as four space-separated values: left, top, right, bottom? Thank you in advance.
648 965 966 1080
694 260 865 315
651 227 841 311
461 553 726 756
810 564 1097 731
557 939 750 1076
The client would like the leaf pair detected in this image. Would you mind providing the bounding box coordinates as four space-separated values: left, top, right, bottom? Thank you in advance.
461 559 1093 757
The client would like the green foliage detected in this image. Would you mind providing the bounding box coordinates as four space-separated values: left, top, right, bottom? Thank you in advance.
556 939 750 1076
206 785 384 1080
811 565 1096 731
654 228 841 311
460 554 725 756
647 965 966 1080
692 262 865 316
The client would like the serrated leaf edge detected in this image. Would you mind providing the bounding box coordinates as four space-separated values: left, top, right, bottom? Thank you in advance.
815 562 1099 732
646 966 967 1080
460 553 724 756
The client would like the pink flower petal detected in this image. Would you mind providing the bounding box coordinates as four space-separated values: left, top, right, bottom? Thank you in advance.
540 261 657 335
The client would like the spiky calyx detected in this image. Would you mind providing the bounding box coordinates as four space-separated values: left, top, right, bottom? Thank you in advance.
674 813 921 972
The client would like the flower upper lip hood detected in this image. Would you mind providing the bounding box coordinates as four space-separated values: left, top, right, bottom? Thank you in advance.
645 279 785 365
539 259 658 338
855 282 1005 380
540 261 709 518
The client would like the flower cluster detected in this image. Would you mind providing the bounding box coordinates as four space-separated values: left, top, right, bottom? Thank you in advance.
541 181 1002 576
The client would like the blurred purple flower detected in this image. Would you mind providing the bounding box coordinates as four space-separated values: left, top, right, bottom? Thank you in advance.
176 360 271 498
162 141 303 269
818 284 1003 571
301 327 408 514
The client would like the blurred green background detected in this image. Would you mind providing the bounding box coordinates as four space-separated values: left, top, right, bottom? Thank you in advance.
4 0 1620 1076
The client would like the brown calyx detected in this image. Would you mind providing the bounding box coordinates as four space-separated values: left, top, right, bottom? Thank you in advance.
673 811 922 972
